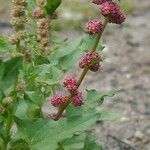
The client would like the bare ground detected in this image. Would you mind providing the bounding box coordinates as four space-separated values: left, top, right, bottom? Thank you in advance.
87 1 150 149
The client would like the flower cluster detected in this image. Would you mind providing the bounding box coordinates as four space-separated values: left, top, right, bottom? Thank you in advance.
32 7 45 18
50 76 84 108
86 20 103 35
37 18 50 53
72 91 84 107
79 51 102 72
63 76 78 92
33 0 50 54
2 97 13 106
9 0 28 45
50 0 125 120
92 0 126 24
51 95 67 107
100 1 125 24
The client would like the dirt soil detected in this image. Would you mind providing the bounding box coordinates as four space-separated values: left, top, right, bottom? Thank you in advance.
0 0 150 150
88 1 150 150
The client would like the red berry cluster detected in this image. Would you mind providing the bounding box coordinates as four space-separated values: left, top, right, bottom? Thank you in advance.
86 20 103 35
100 1 125 24
50 0 125 119
72 91 84 107
51 95 67 107
79 51 102 72
93 1 126 24
63 76 78 92
50 76 84 108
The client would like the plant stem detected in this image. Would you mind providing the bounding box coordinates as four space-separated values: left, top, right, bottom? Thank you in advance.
92 17 109 51
16 41 21 52
2 108 14 150
2 41 22 149
54 18 109 121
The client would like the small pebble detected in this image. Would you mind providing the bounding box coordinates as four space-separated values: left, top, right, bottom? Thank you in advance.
134 131 144 140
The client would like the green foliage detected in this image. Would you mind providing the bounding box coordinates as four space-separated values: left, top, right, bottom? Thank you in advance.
49 34 104 71
45 0 62 15
34 64 63 86
0 33 117 150
13 89 117 150
0 0 122 149
0 36 14 53
0 34 118 150
27 0 36 16
83 135 103 150
0 57 23 92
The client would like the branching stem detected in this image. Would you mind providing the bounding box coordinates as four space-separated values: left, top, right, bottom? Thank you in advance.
54 17 109 121
2 41 21 150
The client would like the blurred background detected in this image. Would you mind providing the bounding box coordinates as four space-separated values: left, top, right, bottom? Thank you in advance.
0 0 150 150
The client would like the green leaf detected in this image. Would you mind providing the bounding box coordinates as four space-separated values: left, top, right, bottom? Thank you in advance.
0 60 5 80
66 89 117 122
15 87 117 150
100 111 121 121
0 36 14 53
85 89 117 108
24 91 44 105
66 105 83 121
0 57 23 92
10 139 30 150
48 37 82 66
83 135 103 150
15 100 28 119
27 0 36 16
15 92 44 119
27 104 42 119
15 108 100 150
34 64 63 86
79 35 105 52
49 34 105 71
59 134 86 150
0 121 5 139
45 0 62 15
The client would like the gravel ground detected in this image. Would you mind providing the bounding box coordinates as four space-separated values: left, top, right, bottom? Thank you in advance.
86 1 150 149
0 0 150 150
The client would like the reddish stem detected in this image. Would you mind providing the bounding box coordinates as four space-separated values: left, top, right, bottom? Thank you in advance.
54 18 109 121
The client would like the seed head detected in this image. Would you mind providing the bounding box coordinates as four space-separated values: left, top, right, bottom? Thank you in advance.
100 1 126 24
101 2 120 16
9 35 18 45
90 63 101 72
17 80 26 93
11 6 25 17
51 95 67 107
110 11 126 24
72 91 84 107
12 0 27 6
2 97 13 106
63 76 78 92
32 7 45 18
11 16 27 28
86 20 103 35
79 51 102 72
37 18 49 29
